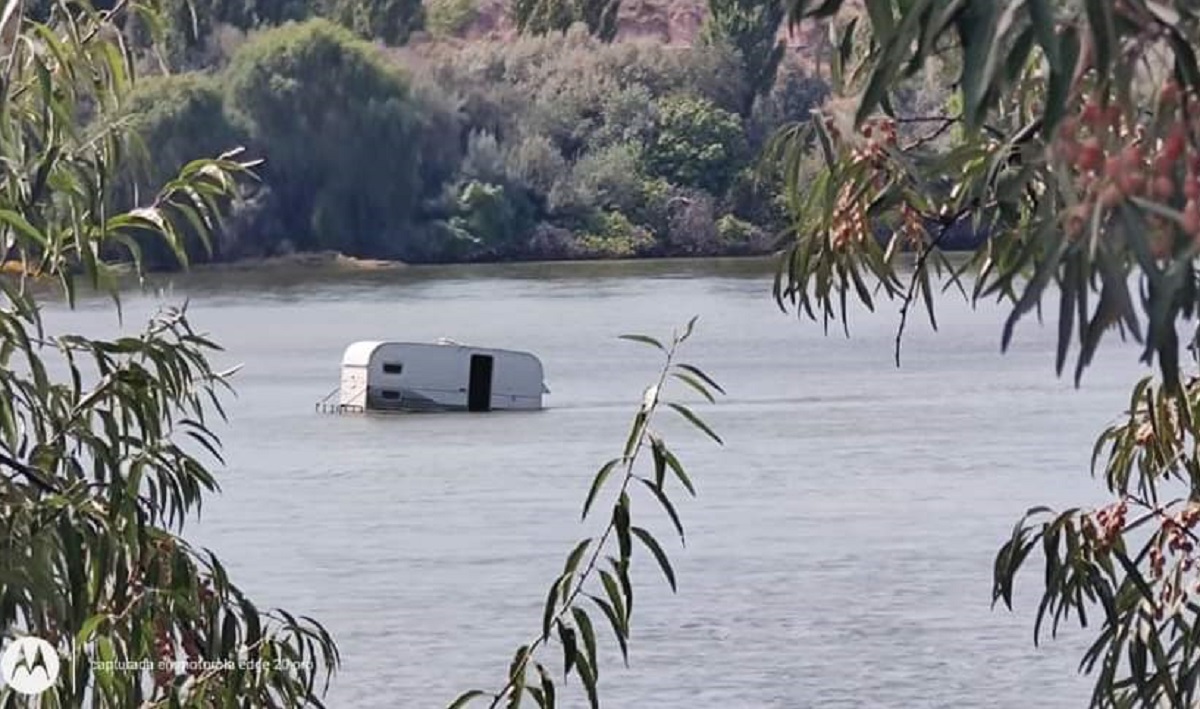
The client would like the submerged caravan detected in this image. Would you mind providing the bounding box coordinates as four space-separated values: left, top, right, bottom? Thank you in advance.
319 340 550 413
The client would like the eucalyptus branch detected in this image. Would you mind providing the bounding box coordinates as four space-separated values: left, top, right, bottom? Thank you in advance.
0 450 61 494
480 360 672 709
4 0 134 105
893 208 968 367
88 0 132 42
901 115 960 152
893 114 962 124
0 0 342 703
788 1 1200 703
450 319 724 709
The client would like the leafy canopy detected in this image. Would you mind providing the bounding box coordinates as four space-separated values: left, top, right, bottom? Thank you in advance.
224 19 424 258
512 0 621 41
701 0 786 116
647 94 748 195
779 1 1200 705
0 0 338 705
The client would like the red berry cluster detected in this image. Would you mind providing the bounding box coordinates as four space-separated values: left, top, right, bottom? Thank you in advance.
1152 511 1200 617
181 628 203 677
831 184 868 250
1135 421 1156 447
153 622 175 689
1055 81 1200 255
1154 506 1200 574
851 117 899 163
899 203 925 249
1083 498 1128 550
820 115 902 250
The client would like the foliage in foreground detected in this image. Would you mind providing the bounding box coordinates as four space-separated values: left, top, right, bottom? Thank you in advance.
0 0 337 705
995 365 1200 706
448 320 724 708
778 0 1200 705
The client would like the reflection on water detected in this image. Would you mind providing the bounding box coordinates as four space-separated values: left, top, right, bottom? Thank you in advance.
40 256 1150 708
148 256 780 300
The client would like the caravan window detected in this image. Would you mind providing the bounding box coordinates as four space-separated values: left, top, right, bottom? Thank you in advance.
380 390 400 400
383 362 403 375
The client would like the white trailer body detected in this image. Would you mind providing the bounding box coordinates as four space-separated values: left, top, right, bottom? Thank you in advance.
338 341 548 412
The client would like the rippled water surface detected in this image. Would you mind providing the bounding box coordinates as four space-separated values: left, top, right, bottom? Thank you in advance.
46 258 1153 707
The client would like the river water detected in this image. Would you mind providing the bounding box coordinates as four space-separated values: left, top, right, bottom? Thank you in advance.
45 257 1156 707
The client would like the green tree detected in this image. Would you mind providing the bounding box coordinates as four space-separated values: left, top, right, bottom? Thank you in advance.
0 0 337 705
426 0 477 37
322 0 424 44
117 74 248 267
120 0 310 70
777 1 1200 705
646 94 747 194
224 19 424 258
512 0 620 41
549 143 646 220
700 0 785 116
410 32 772 260
181 0 312 30
573 0 619 42
446 180 538 258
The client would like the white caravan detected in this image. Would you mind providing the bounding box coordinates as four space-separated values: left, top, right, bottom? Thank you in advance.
333 340 549 413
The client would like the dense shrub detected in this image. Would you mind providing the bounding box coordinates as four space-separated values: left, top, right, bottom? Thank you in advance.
446 180 538 259
700 0 785 116
410 79 467 203
118 0 423 73
526 221 578 259
715 214 771 253
225 20 425 257
116 74 248 266
384 31 773 260
574 211 655 258
123 74 246 190
748 62 831 148
723 166 787 235
408 28 747 118
426 0 478 37
459 131 509 182
663 189 721 255
550 143 646 218
505 133 570 197
513 2 621 42
113 22 821 266
321 0 424 44
222 0 314 28
645 94 747 194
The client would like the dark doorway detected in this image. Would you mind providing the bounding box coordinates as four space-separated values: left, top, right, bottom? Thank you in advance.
468 355 494 412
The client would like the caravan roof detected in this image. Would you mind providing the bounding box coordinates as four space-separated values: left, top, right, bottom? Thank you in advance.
340 341 544 366
341 341 385 367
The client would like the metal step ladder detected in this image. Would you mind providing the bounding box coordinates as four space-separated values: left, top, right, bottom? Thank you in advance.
314 385 365 414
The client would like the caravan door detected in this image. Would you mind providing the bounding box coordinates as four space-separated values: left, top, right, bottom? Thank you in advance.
468 354 494 411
